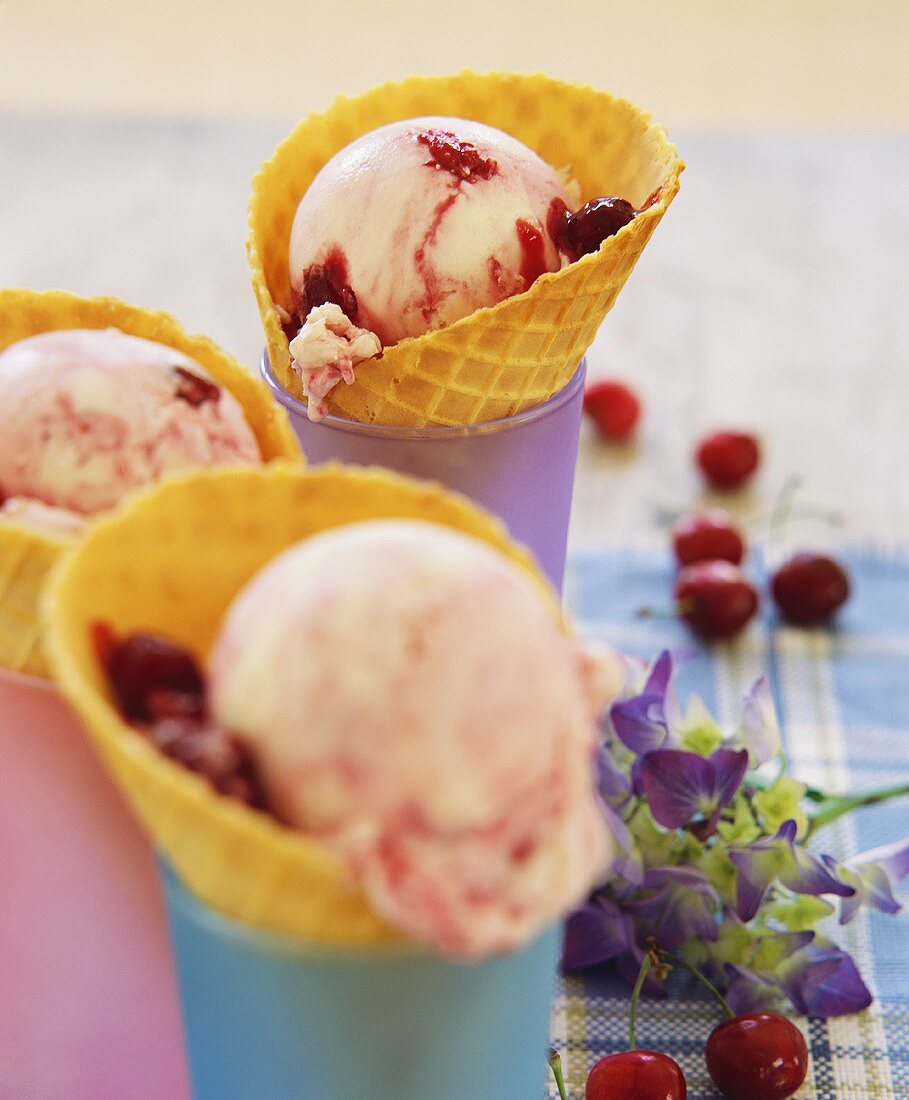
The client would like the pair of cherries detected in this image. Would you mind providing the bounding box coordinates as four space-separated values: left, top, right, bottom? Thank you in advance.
550 945 809 1100
582 1012 808 1100
672 509 851 639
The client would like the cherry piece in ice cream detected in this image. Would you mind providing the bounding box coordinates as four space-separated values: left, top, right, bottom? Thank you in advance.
103 629 205 722
565 196 637 259
416 128 498 182
295 247 359 325
173 366 221 407
515 218 550 289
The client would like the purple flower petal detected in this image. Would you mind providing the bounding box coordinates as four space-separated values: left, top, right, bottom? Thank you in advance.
730 821 854 921
641 749 716 828
724 964 785 1014
640 747 748 833
623 866 720 948
832 858 902 925
598 799 644 887
734 676 781 767
609 651 677 754
781 942 873 1017
852 836 909 882
595 742 633 810
562 897 632 971
711 747 751 808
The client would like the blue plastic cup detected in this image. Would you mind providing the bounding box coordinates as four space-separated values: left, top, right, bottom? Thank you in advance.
260 354 586 592
161 862 558 1100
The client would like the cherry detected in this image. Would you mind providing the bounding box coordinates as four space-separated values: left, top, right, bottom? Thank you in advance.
173 366 221 408
674 561 759 640
584 379 642 442
586 1050 686 1099
706 1012 808 1100
771 551 850 625
416 129 497 182
148 718 265 808
296 247 359 324
102 628 205 722
696 431 760 491
672 509 745 567
565 196 637 259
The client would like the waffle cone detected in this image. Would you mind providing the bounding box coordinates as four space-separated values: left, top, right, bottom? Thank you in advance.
249 71 683 427
0 288 301 678
45 463 556 944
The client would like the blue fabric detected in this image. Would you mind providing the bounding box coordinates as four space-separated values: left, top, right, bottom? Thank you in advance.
549 546 909 1099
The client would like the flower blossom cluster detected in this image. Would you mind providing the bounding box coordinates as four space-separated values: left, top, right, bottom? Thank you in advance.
565 652 909 1016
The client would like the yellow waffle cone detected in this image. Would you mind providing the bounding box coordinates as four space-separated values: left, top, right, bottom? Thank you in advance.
0 288 301 678
45 463 556 943
249 71 683 427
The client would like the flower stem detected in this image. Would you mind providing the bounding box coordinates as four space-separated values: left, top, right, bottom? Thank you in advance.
628 952 653 1050
548 1049 569 1100
806 783 909 838
659 949 734 1019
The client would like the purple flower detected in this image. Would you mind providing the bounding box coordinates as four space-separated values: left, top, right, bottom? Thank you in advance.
562 895 634 971
835 837 909 924
729 820 855 921
623 866 721 948
595 741 634 811
730 676 781 767
598 799 644 887
724 964 786 1014
780 941 873 1017
609 651 682 754
640 747 749 835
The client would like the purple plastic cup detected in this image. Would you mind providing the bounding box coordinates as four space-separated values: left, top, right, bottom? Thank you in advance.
261 354 585 591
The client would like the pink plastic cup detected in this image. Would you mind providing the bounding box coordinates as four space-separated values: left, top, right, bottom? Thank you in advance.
261 354 586 592
0 666 188 1098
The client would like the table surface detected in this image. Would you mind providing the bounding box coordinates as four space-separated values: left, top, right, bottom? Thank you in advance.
2 113 907 553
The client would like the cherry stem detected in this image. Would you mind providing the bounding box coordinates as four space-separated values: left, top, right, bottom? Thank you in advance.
805 782 909 839
548 1049 569 1100
628 951 653 1050
657 947 734 1019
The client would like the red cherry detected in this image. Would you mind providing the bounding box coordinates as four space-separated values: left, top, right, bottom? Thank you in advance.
103 630 205 722
415 128 498 182
148 718 265 808
584 380 642 442
771 551 850 625
566 196 637 259
586 1050 686 1099
672 509 746 567
173 366 221 408
696 431 761 491
674 561 759 640
706 1012 808 1100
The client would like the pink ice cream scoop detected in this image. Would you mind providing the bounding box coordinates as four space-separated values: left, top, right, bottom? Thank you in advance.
286 117 576 420
209 520 612 958
0 328 261 520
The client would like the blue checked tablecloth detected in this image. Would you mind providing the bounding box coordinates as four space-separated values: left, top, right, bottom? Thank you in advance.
548 546 909 1100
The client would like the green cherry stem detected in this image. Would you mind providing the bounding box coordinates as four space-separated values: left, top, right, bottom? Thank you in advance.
548 1048 569 1100
806 782 909 838
656 947 734 1020
628 951 653 1050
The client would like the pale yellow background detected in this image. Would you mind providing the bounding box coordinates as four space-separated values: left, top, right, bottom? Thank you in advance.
0 0 907 127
